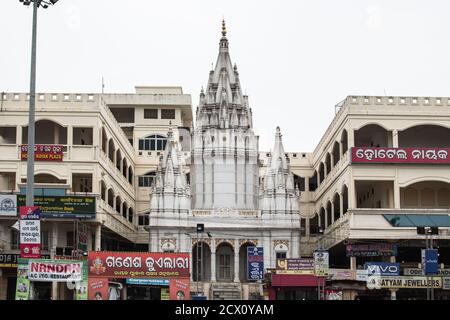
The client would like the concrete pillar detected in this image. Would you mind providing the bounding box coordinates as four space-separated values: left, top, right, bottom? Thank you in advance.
339 193 344 218
394 181 400 209
390 289 397 300
331 202 335 224
339 142 343 157
94 224 101 251
350 256 357 270
392 130 398 148
211 243 216 282
318 212 322 229
347 129 355 149
324 207 328 228
17 126 22 145
305 177 309 192
54 124 60 144
306 215 310 237
348 180 357 209
234 242 239 283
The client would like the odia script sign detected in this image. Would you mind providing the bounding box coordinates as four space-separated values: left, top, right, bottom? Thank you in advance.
28 260 83 282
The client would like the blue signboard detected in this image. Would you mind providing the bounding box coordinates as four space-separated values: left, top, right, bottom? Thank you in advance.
125 278 170 286
423 249 439 275
247 247 264 281
364 262 400 276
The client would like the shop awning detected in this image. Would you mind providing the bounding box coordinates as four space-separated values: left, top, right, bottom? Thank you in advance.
383 214 450 227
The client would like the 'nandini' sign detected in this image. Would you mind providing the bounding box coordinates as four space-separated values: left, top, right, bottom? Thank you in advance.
28 260 83 282
351 147 450 164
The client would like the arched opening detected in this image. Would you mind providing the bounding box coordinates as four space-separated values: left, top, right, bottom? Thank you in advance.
309 213 319 235
192 242 211 282
128 208 134 223
319 207 325 228
326 201 332 228
122 158 128 178
355 124 389 148
341 130 348 155
333 193 341 222
293 174 305 192
401 181 450 208
309 171 318 191
399 125 450 148
216 242 234 282
128 167 133 185
115 196 122 214
107 189 114 208
101 127 108 153
22 120 67 145
332 141 340 167
318 163 325 184
342 185 349 214
239 242 256 282
122 202 128 219
116 149 122 171
100 181 107 202
325 153 331 175
34 173 66 184
108 139 115 163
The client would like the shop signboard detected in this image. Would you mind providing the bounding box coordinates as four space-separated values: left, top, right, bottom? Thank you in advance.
356 269 368 282
367 276 442 289
314 250 329 276
27 259 83 282
422 249 439 275
19 206 41 259
169 278 190 300
21 144 63 161
0 253 50 268
328 269 356 281
365 262 400 276
75 263 88 300
351 147 450 164
403 268 450 276
276 258 315 275
15 259 30 300
247 247 264 281
125 278 170 286
346 243 397 257
0 194 17 216
88 251 190 279
17 195 96 219
88 277 109 300
325 290 343 300
443 277 450 290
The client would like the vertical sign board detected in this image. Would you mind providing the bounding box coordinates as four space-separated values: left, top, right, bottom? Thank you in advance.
247 247 264 281
77 224 88 253
422 249 439 275
15 259 30 300
314 250 329 276
19 206 41 258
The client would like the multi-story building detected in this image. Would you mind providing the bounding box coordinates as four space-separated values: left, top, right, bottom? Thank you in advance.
0 87 192 299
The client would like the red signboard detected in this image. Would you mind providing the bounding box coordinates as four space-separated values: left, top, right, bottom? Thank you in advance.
20 206 41 259
21 144 63 161
88 277 109 300
169 278 190 300
351 147 450 164
87 252 190 279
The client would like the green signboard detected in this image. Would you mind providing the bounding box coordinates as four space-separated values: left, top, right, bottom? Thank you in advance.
17 195 96 219
15 259 30 300
75 262 88 300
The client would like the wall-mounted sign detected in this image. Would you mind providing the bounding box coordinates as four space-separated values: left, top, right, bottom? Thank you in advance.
28 259 83 282
21 144 63 161
169 278 190 300
88 252 190 279
346 243 397 257
314 250 329 276
351 147 450 164
443 277 450 290
276 258 315 275
365 262 400 276
247 247 264 281
367 276 442 289
17 195 96 219
0 253 50 268
19 206 41 259
404 268 450 276
125 278 170 286
422 249 439 275
0 195 17 217
328 269 356 281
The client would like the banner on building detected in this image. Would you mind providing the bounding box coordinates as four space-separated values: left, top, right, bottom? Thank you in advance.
88 251 190 279
365 262 400 276
28 259 83 282
75 262 89 300
422 249 439 275
403 268 450 276
351 147 450 164
0 194 17 216
169 278 190 300
276 258 315 275
88 277 109 300
19 206 41 259
247 247 264 281
17 195 96 219
367 276 442 289
314 250 329 276
328 269 356 281
21 144 63 161
15 259 30 300
346 243 397 257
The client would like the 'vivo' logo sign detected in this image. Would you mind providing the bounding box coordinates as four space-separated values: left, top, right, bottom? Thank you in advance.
365 262 400 276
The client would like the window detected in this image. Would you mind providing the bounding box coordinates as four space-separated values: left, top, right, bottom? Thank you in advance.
276 252 287 260
161 109 175 119
138 135 167 151
66 231 74 248
139 172 156 187
144 109 158 119
138 215 150 226
11 230 19 250
52 94 58 101
63 94 70 101
73 127 93 145
41 231 49 251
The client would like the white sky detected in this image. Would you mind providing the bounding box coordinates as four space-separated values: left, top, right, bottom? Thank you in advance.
1 0 450 152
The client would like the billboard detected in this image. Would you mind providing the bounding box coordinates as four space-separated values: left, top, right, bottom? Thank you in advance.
247 247 264 281
351 147 450 164
314 250 329 276
17 195 96 219
346 243 397 257
276 258 315 275
21 144 63 161
0 195 17 216
365 262 400 276
19 206 41 259
88 252 190 279
28 259 83 282
367 276 442 289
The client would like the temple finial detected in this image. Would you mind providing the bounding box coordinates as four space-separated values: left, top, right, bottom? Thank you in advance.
222 19 227 37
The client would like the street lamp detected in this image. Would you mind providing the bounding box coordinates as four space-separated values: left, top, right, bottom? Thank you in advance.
20 0 60 207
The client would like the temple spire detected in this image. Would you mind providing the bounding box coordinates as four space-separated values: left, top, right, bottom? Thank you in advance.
222 19 227 37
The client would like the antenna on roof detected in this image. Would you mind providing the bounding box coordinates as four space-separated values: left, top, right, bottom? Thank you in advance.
102 77 105 95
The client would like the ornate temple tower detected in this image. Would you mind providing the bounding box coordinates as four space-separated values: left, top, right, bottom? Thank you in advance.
191 20 259 210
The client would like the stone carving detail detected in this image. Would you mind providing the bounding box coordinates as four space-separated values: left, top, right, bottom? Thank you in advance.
273 240 289 248
161 238 177 251
215 238 235 249
192 238 212 247
239 239 259 247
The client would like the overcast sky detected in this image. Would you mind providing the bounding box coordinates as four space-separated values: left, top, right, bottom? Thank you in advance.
1 0 450 152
